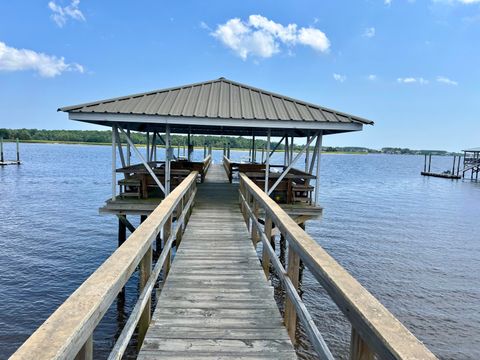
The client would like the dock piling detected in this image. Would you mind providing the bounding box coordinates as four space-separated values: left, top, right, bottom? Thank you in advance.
0 137 3 163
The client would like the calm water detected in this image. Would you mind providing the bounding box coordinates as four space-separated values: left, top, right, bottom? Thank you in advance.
0 143 479 359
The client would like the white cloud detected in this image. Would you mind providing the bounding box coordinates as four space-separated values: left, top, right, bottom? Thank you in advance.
397 77 429 84
385 0 392 5
437 76 458 85
333 73 346 82
211 15 330 60
0 41 84 77
48 0 85 28
368 74 377 81
363 27 376 38
298 27 330 52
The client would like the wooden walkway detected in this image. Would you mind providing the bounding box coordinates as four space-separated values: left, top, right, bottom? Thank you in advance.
138 164 297 359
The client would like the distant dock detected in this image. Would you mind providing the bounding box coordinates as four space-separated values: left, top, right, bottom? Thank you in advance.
0 138 21 166
421 154 461 179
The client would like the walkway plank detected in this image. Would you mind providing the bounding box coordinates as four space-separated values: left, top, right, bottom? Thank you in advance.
138 164 297 359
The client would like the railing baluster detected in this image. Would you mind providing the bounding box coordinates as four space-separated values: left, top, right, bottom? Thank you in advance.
284 243 300 343
164 214 172 275
75 334 93 360
251 198 260 245
350 327 375 360
262 215 272 278
176 197 184 246
138 245 152 346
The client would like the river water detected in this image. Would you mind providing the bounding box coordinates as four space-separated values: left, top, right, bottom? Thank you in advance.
0 143 478 359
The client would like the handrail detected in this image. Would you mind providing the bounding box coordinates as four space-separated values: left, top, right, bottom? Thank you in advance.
202 154 212 181
239 173 437 360
12 171 198 360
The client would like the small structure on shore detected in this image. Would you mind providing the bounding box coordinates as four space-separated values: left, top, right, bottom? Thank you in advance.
0 137 21 166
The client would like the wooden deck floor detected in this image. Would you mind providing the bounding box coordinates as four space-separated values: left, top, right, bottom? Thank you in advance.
138 164 297 359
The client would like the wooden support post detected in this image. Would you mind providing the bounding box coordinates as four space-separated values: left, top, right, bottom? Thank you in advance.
265 129 271 193
262 216 272 278
112 126 117 201
452 155 456 175
457 156 461 176
126 129 131 166
314 132 323 205
0 137 3 163
252 135 256 163
204 143 207 158
118 218 126 247
165 125 171 195
163 215 172 276
424 154 427 172
16 138 20 163
284 243 300 343
428 154 432 172
350 327 375 360
146 131 150 161
74 335 93 360
138 245 152 347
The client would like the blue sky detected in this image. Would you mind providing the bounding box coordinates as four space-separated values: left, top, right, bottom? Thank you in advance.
0 0 478 151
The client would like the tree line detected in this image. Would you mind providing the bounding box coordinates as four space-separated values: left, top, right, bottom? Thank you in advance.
0 128 455 155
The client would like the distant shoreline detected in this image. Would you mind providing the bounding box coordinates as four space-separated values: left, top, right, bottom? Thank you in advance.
0 139 456 155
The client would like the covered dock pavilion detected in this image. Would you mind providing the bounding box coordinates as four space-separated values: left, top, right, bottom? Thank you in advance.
59 77 373 227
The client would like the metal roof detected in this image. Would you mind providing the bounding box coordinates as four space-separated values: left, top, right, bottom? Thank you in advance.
59 78 373 136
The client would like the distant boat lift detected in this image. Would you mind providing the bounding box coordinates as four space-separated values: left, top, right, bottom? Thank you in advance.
0 137 21 166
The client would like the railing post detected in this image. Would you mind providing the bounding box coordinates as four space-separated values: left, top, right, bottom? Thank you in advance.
284 242 300 343
138 245 152 346
350 327 375 360
251 197 259 246
75 335 93 360
262 215 272 278
176 197 184 247
164 214 172 275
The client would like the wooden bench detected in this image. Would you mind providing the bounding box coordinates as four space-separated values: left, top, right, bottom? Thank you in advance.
118 177 141 199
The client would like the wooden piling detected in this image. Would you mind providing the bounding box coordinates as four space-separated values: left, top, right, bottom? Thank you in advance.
0 137 3 163
118 218 126 247
428 154 432 172
16 138 20 163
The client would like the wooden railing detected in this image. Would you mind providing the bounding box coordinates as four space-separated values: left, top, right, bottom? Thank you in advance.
202 154 212 182
238 173 437 360
12 172 198 360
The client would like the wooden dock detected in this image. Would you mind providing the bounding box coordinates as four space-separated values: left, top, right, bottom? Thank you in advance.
138 164 296 359
12 165 438 360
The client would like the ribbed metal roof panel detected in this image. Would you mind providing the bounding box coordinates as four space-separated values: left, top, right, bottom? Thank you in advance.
59 78 373 125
